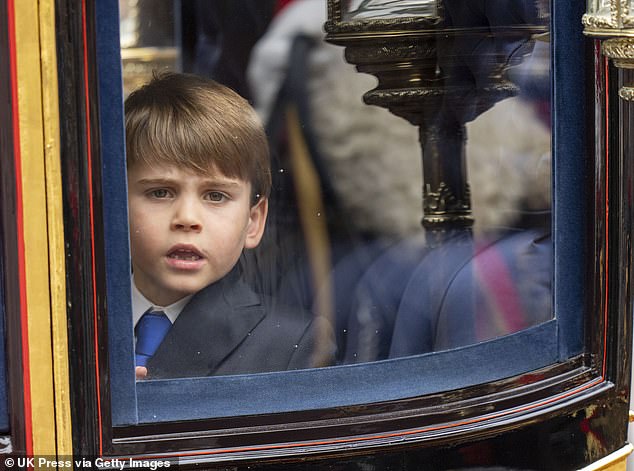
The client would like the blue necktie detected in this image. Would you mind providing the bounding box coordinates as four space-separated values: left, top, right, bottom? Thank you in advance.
135 310 172 367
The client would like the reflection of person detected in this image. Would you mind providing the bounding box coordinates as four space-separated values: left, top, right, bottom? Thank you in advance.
125 72 320 379
180 0 277 101
248 0 551 363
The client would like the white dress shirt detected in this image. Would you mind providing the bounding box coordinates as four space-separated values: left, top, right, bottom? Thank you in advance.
131 276 193 329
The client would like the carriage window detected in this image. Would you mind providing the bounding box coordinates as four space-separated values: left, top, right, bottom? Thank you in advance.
107 0 582 425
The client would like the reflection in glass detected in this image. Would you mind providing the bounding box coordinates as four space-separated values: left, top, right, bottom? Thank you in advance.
120 0 552 377
344 0 439 20
586 0 611 17
119 0 179 96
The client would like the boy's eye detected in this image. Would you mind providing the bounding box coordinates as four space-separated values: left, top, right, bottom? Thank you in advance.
149 189 171 199
204 191 226 202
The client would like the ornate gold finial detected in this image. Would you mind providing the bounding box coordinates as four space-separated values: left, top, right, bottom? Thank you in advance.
584 1 634 100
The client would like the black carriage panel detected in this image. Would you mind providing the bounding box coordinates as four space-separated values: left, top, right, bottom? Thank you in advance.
55 0 633 469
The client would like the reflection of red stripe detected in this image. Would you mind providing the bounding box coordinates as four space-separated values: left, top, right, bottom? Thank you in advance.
7 0 33 455
474 244 526 336
81 0 103 454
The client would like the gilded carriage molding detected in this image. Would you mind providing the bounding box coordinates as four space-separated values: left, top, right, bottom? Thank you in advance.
603 38 634 100
585 0 634 100
619 86 634 100
582 0 622 30
581 0 634 31
602 37 634 65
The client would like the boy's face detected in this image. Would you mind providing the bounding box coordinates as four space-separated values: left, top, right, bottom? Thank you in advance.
128 162 268 306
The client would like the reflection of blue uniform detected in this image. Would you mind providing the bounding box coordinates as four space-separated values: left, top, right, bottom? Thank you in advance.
339 234 429 364
390 229 552 357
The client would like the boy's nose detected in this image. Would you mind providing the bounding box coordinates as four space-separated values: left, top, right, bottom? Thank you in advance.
171 199 202 232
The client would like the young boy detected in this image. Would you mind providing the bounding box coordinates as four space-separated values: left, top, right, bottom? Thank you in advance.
125 72 318 379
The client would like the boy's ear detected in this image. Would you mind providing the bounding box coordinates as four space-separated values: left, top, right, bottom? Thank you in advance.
244 197 268 249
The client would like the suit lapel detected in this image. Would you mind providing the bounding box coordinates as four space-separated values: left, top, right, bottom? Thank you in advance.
147 270 266 378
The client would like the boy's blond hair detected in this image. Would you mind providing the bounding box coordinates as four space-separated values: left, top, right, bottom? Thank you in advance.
125 72 271 201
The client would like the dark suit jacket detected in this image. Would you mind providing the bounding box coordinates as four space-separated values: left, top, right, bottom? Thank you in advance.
146 268 319 379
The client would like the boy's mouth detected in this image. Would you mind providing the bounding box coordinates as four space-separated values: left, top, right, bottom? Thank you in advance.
168 250 202 261
166 245 205 262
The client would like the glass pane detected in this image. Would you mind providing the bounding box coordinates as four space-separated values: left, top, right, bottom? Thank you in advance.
586 0 612 17
119 0 179 97
343 0 439 20
119 0 552 379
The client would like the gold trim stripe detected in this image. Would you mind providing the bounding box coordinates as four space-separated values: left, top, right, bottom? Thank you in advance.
14 0 55 454
13 0 71 456
38 0 72 458
578 444 633 471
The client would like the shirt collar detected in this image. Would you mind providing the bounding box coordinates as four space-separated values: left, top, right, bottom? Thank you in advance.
131 276 192 327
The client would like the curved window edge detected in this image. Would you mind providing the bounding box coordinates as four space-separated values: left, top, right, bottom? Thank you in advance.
135 320 558 422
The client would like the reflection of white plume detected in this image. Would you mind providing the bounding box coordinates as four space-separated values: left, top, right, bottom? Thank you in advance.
467 98 551 232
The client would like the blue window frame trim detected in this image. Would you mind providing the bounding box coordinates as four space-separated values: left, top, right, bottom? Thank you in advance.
552 0 587 359
96 0 137 426
97 0 586 426
136 321 557 422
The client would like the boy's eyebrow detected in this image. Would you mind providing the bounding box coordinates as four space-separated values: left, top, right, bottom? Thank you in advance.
136 177 243 188
136 178 176 185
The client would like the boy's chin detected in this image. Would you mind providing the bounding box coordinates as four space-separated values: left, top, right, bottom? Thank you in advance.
170 279 217 298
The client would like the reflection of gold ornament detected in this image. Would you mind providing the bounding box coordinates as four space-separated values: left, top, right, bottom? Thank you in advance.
327 0 548 231
119 0 180 96
423 182 471 226
121 48 179 97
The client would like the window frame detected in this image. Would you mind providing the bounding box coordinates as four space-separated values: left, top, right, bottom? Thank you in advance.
110 0 586 423
61 0 626 463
